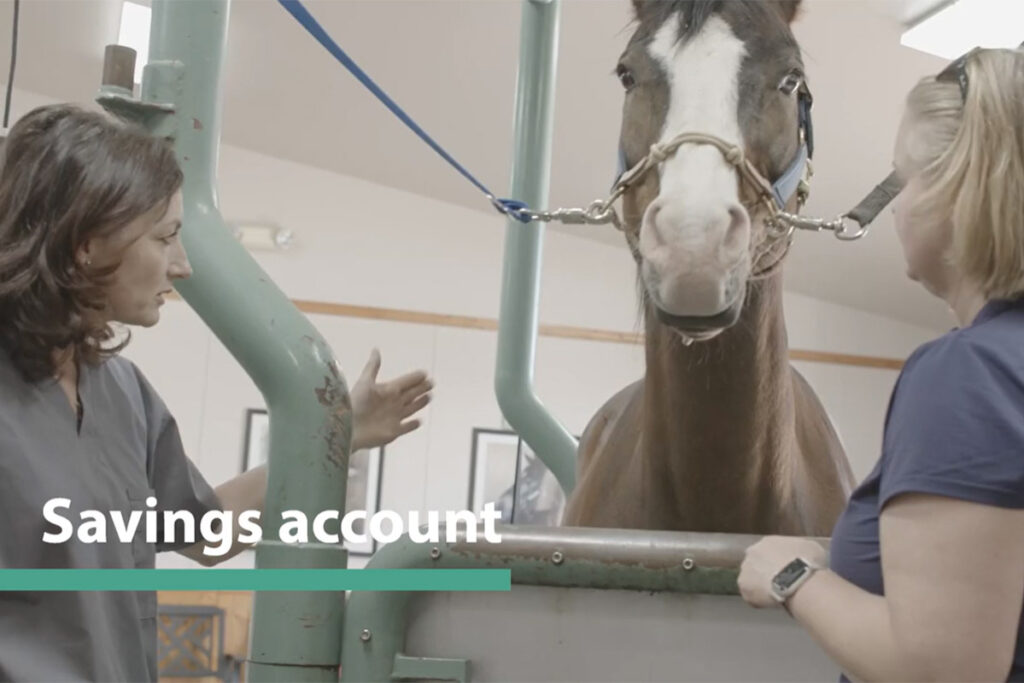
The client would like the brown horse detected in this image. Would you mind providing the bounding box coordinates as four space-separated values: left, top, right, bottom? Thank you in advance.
562 0 854 536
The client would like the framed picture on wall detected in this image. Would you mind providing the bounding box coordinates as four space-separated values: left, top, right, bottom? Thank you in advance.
242 409 384 555
242 409 270 473
468 429 519 522
468 428 566 527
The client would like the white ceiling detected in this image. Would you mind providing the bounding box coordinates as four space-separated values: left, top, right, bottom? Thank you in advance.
0 0 963 330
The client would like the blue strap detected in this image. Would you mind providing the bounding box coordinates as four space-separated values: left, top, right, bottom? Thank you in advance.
798 91 814 159
613 145 628 191
277 0 532 223
770 142 808 209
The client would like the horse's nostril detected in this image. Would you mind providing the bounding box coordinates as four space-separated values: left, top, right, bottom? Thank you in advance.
644 200 668 248
723 205 750 254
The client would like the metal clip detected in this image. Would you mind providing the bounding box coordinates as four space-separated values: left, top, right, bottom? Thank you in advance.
832 214 869 241
551 208 591 225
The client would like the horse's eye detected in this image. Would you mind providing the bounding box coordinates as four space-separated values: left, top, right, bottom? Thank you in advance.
616 64 636 91
778 71 803 96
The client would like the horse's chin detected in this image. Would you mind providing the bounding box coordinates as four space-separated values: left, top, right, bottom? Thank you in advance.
654 299 743 342
671 327 724 343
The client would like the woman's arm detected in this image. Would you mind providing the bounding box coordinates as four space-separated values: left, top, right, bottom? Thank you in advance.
775 494 1024 681
177 349 432 565
177 465 267 565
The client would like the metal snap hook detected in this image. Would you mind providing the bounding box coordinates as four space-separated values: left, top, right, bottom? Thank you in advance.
832 214 869 241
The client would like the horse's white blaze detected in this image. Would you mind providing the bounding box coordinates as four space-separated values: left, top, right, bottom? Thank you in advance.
648 15 746 208
641 15 750 319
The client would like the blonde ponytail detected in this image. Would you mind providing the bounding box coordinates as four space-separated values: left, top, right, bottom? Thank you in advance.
901 48 1024 298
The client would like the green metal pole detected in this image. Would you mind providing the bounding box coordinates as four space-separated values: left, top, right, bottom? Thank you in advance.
98 2 350 681
495 0 577 496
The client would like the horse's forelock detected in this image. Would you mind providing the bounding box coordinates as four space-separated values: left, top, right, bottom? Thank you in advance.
634 1 794 46
633 1 720 42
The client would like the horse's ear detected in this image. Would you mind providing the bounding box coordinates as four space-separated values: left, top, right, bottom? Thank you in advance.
773 0 803 24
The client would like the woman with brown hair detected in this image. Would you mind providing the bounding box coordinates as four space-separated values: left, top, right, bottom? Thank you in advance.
738 47 1024 681
0 103 432 682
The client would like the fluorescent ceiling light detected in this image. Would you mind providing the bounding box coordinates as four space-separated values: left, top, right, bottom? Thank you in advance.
901 0 1024 59
117 1 151 84
230 223 295 251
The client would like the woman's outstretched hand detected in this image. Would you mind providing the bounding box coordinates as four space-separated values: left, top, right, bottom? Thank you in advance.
350 349 433 451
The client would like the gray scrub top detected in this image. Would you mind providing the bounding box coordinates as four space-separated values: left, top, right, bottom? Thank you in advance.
0 346 221 682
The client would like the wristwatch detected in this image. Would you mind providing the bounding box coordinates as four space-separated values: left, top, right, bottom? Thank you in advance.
770 557 822 603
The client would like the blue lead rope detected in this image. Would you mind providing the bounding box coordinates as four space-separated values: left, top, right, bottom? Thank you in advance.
277 0 533 222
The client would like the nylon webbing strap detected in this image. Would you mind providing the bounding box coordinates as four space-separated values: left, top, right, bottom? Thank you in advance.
846 170 904 228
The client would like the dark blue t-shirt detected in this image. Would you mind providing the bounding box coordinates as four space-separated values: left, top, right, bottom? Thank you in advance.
830 298 1024 680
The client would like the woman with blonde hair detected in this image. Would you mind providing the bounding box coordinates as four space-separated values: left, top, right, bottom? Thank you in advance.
738 47 1024 681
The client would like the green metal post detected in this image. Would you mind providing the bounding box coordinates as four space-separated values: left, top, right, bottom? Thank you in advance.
495 0 577 496
98 2 350 681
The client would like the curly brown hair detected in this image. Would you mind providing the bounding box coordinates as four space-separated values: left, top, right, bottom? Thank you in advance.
0 104 183 382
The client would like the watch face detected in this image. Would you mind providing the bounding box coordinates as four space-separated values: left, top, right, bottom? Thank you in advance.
772 558 809 592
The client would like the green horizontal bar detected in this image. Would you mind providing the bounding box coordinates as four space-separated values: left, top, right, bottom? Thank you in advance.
0 569 511 592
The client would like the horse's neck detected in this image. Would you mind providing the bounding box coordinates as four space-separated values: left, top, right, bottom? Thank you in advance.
641 272 795 516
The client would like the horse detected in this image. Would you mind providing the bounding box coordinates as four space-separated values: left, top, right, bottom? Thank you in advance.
562 0 855 536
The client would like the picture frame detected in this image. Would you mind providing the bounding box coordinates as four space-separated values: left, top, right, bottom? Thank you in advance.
242 409 384 555
467 428 566 527
242 409 270 474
